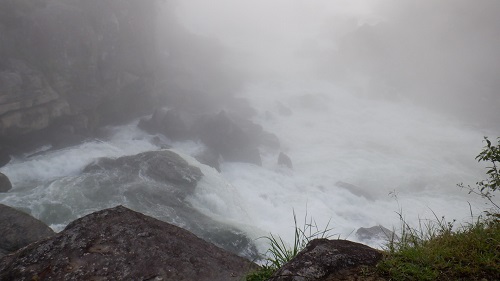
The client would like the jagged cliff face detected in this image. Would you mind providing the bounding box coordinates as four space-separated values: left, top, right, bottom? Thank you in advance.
0 0 158 139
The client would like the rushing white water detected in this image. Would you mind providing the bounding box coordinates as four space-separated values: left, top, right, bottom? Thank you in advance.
0 81 493 253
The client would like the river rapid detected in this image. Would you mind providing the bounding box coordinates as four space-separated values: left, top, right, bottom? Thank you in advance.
0 80 492 254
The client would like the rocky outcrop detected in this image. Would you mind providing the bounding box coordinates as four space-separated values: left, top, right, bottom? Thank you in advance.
0 205 258 281
270 239 383 281
139 109 282 166
138 108 194 141
0 173 12 192
0 0 158 144
194 111 262 165
0 204 55 258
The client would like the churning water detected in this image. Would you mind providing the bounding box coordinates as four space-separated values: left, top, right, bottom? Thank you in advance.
0 80 492 253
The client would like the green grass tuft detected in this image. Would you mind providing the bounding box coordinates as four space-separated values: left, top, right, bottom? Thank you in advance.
377 213 500 281
245 210 335 281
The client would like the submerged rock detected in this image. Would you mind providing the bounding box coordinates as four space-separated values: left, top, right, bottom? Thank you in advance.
0 204 55 256
0 206 258 281
356 225 398 243
270 239 382 281
0 173 12 193
84 150 203 190
335 181 376 201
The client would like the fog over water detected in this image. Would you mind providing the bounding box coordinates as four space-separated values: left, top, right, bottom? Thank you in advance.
173 0 499 244
1 0 499 254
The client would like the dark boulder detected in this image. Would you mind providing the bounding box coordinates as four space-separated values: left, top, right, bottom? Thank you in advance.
0 204 55 255
270 239 383 281
0 173 12 192
278 152 293 169
138 108 193 141
0 206 258 281
194 111 262 165
160 108 193 140
84 150 203 190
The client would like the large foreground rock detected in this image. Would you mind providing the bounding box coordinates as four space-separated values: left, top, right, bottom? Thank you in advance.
0 204 55 257
270 239 383 281
0 206 258 281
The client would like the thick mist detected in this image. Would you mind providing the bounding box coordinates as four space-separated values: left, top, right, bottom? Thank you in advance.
172 0 500 129
164 0 499 243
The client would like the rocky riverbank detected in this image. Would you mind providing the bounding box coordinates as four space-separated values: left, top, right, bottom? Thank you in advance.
0 204 386 281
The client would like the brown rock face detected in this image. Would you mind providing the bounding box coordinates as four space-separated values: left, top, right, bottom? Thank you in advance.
270 239 383 281
0 206 258 281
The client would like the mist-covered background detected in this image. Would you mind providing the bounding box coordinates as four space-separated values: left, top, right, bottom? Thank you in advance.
174 0 500 129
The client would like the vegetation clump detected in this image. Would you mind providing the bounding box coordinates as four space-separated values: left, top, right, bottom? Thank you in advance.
245 211 334 281
376 213 499 280
377 137 500 280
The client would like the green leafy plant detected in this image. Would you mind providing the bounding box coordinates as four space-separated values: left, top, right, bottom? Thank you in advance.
458 136 500 214
246 210 334 281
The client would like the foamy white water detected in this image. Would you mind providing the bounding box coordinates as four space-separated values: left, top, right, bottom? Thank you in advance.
198 80 492 249
0 81 494 252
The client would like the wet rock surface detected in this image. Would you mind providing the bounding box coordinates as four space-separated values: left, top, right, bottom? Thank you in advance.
356 225 397 243
78 150 257 259
270 239 383 281
0 173 12 192
0 206 258 281
139 109 282 166
0 204 55 256
194 111 263 165
84 150 203 190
